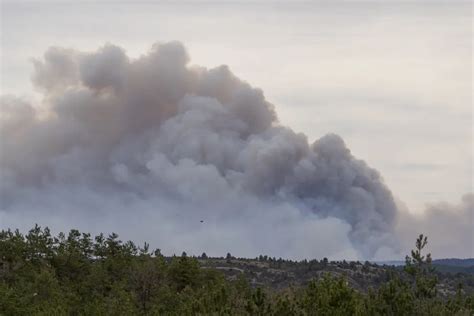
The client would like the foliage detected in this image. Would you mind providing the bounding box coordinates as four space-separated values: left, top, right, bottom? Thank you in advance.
0 226 473 315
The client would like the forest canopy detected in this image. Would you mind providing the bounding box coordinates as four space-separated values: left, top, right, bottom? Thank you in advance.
0 226 473 315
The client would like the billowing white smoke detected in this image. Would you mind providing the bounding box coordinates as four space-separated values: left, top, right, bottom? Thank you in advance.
0 41 419 259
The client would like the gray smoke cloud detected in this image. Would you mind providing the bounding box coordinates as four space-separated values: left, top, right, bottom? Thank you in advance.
0 41 469 260
396 194 474 259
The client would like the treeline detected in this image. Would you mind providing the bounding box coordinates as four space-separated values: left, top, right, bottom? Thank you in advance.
0 226 473 315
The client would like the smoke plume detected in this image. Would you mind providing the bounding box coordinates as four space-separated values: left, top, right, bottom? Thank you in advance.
396 194 473 259
1 42 469 259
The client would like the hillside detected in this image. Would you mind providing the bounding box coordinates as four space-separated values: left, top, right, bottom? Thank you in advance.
197 256 474 297
434 258 474 268
375 258 474 275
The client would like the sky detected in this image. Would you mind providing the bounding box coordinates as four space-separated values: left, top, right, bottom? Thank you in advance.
0 0 472 259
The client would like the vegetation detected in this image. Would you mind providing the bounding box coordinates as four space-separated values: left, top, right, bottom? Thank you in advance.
1 226 473 315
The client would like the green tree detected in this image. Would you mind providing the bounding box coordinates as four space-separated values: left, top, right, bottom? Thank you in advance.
405 234 438 300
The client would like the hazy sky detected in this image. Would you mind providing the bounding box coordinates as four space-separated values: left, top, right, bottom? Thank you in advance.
2 1 471 213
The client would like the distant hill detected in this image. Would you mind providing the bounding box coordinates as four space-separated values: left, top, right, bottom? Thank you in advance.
374 258 474 275
433 258 474 267
432 259 474 274
197 257 474 296
432 264 474 274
